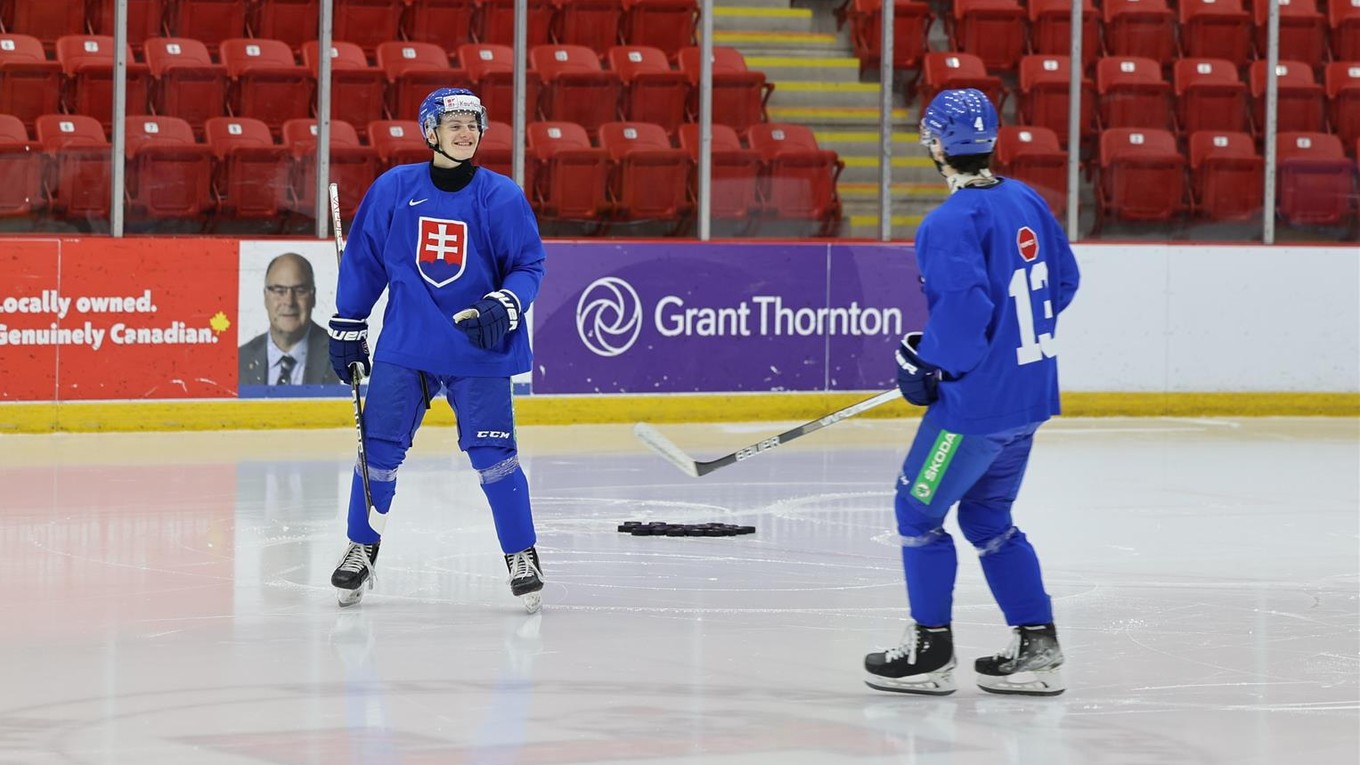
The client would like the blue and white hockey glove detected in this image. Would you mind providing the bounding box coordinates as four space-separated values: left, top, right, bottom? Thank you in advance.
895 331 941 406
327 315 371 384
453 290 520 350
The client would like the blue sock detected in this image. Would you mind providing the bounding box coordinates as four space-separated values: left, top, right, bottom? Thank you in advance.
468 446 536 554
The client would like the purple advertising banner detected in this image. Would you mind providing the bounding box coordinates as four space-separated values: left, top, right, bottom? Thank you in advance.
532 241 925 394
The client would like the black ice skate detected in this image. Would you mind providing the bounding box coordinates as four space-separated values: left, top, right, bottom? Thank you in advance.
865 624 957 695
975 623 1066 696
505 547 543 614
331 540 380 607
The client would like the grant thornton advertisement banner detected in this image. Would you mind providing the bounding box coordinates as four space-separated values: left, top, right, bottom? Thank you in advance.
532 241 924 394
0 238 921 402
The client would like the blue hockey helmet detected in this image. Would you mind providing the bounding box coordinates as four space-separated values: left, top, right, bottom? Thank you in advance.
919 88 998 157
418 87 488 135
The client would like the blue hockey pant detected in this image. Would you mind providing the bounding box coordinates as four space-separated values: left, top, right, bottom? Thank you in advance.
894 415 1053 628
345 361 536 554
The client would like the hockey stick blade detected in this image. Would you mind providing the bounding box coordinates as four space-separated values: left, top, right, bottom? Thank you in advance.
633 389 902 478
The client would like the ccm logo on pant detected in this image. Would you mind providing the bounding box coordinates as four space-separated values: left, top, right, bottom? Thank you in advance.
476 431 511 439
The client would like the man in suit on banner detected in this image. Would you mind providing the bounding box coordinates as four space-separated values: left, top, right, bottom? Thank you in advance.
239 252 333 386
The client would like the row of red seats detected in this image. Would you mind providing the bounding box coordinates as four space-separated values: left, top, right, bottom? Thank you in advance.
999 124 1357 228
0 112 844 237
509 120 843 236
839 0 1360 73
0 0 699 59
919 50 1360 154
0 33 773 142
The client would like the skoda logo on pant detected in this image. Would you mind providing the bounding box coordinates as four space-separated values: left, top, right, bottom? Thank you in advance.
576 277 643 357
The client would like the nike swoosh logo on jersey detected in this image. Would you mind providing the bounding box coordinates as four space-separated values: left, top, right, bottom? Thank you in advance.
409 198 428 206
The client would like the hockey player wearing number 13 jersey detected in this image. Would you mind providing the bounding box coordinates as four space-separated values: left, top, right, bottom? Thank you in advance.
326 88 548 613
864 89 1080 697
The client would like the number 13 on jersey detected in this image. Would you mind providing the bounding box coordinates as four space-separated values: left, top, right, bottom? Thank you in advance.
1009 225 1057 366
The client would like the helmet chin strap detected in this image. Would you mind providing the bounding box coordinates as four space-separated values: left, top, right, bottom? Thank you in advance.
426 138 466 165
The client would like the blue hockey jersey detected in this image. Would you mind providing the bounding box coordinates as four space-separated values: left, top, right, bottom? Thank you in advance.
337 164 546 377
913 178 1080 434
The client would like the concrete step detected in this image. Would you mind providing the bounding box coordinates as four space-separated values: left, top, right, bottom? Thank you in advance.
745 54 862 83
836 155 940 184
766 104 912 129
767 80 886 109
812 129 921 156
711 6 815 33
844 211 926 240
709 30 844 57
837 182 946 205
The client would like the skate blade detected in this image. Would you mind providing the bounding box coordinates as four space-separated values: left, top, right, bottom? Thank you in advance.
865 671 957 696
977 668 1065 696
335 578 374 608
519 592 542 614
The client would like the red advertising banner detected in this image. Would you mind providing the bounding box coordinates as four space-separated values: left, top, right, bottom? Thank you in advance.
0 238 240 401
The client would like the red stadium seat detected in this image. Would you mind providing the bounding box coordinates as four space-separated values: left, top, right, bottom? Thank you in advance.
404 0 479 48
377 42 461 124
994 125 1068 216
0 33 62 130
35 114 111 222
479 0 554 47
459 43 542 127
472 121 536 197
1178 0 1252 67
525 120 611 224
302 41 385 140
949 0 1027 72
676 45 774 134
220 37 313 137
843 0 933 74
0 112 44 217
1332 0 1360 60
554 0 626 58
1255 0 1328 67
250 0 320 54
88 0 168 53
918 52 1006 117
122 115 214 222
1249 60 1325 136
1187 131 1262 220
144 37 228 136
55 35 152 132
677 122 761 231
620 0 697 61
1097 127 1186 225
609 45 688 137
745 122 844 237
1097 56 1173 130
281 118 380 219
368 119 431 169
530 44 622 139
1174 58 1249 135
1102 0 1176 62
1018 55 1096 146
1324 62 1360 154
170 0 248 54
1028 0 1100 66
204 116 292 221
333 0 403 58
1275 131 1354 226
8 0 85 53
598 120 691 229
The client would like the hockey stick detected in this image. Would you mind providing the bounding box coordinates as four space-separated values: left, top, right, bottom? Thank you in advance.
633 388 902 478
329 183 385 536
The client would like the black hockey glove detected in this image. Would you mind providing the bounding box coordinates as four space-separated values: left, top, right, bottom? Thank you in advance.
453 290 520 350
327 315 371 384
895 331 941 406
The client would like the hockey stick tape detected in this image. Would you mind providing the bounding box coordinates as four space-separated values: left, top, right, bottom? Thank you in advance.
452 308 480 322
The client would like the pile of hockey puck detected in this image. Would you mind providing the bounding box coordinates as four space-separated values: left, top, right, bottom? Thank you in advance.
618 521 756 537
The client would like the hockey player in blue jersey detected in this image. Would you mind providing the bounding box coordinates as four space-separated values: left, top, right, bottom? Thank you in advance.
327 87 548 613
863 89 1081 696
